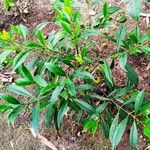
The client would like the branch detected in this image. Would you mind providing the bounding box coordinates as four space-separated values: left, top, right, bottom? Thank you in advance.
29 127 58 150
140 13 150 18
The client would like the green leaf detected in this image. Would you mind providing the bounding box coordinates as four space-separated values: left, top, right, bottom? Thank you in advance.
45 61 66 76
16 78 33 86
21 65 34 82
90 93 111 101
125 63 139 87
108 86 131 98
117 15 128 23
130 121 138 150
81 47 88 59
109 6 120 14
50 85 64 106
141 46 150 54
7 84 32 97
41 84 58 95
57 102 68 129
61 21 72 34
111 116 128 149
83 119 98 134
92 0 102 5
77 84 96 90
0 105 8 111
45 85 64 127
127 0 142 21
51 32 65 47
66 78 76 97
109 113 119 143
103 60 113 86
144 119 150 127
0 94 20 105
32 22 47 36
73 68 94 80
19 24 29 40
8 104 25 124
13 50 32 71
26 42 43 49
96 102 108 114
74 99 95 113
103 1 109 20
37 31 46 45
34 75 47 87
0 51 11 64
101 117 109 138
80 29 101 39
31 103 40 134
134 90 145 113
83 119 93 132
3 0 14 11
91 120 99 134
45 103 54 128
144 127 150 138
124 91 138 105
134 26 140 41
139 102 150 114
119 52 128 69
116 24 127 49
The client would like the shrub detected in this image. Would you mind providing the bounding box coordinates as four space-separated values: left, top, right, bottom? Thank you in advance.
0 0 150 149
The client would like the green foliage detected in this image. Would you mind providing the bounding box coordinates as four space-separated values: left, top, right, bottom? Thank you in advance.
0 0 149 149
3 0 14 11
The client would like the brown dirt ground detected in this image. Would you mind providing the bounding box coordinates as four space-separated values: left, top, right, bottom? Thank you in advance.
0 0 150 150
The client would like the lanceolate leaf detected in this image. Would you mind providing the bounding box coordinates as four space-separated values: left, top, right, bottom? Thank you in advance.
32 21 47 36
74 99 95 113
45 103 54 127
119 52 128 69
61 21 72 34
109 113 119 143
34 75 47 87
127 0 142 21
41 84 58 95
19 24 29 40
26 42 43 49
73 69 94 80
125 63 139 87
0 105 8 111
66 78 76 97
112 116 128 149
144 127 150 138
57 102 68 129
50 85 64 106
31 103 40 134
116 24 127 49
103 60 113 86
0 51 11 64
0 94 20 105
96 102 108 114
13 50 32 71
134 90 145 113
130 121 138 149
101 116 110 138
16 78 33 86
21 65 34 82
45 62 66 76
7 84 32 97
37 31 46 45
45 85 64 127
8 104 25 124
103 1 109 20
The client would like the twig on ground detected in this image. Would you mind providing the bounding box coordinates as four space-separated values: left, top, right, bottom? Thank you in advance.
29 126 58 150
